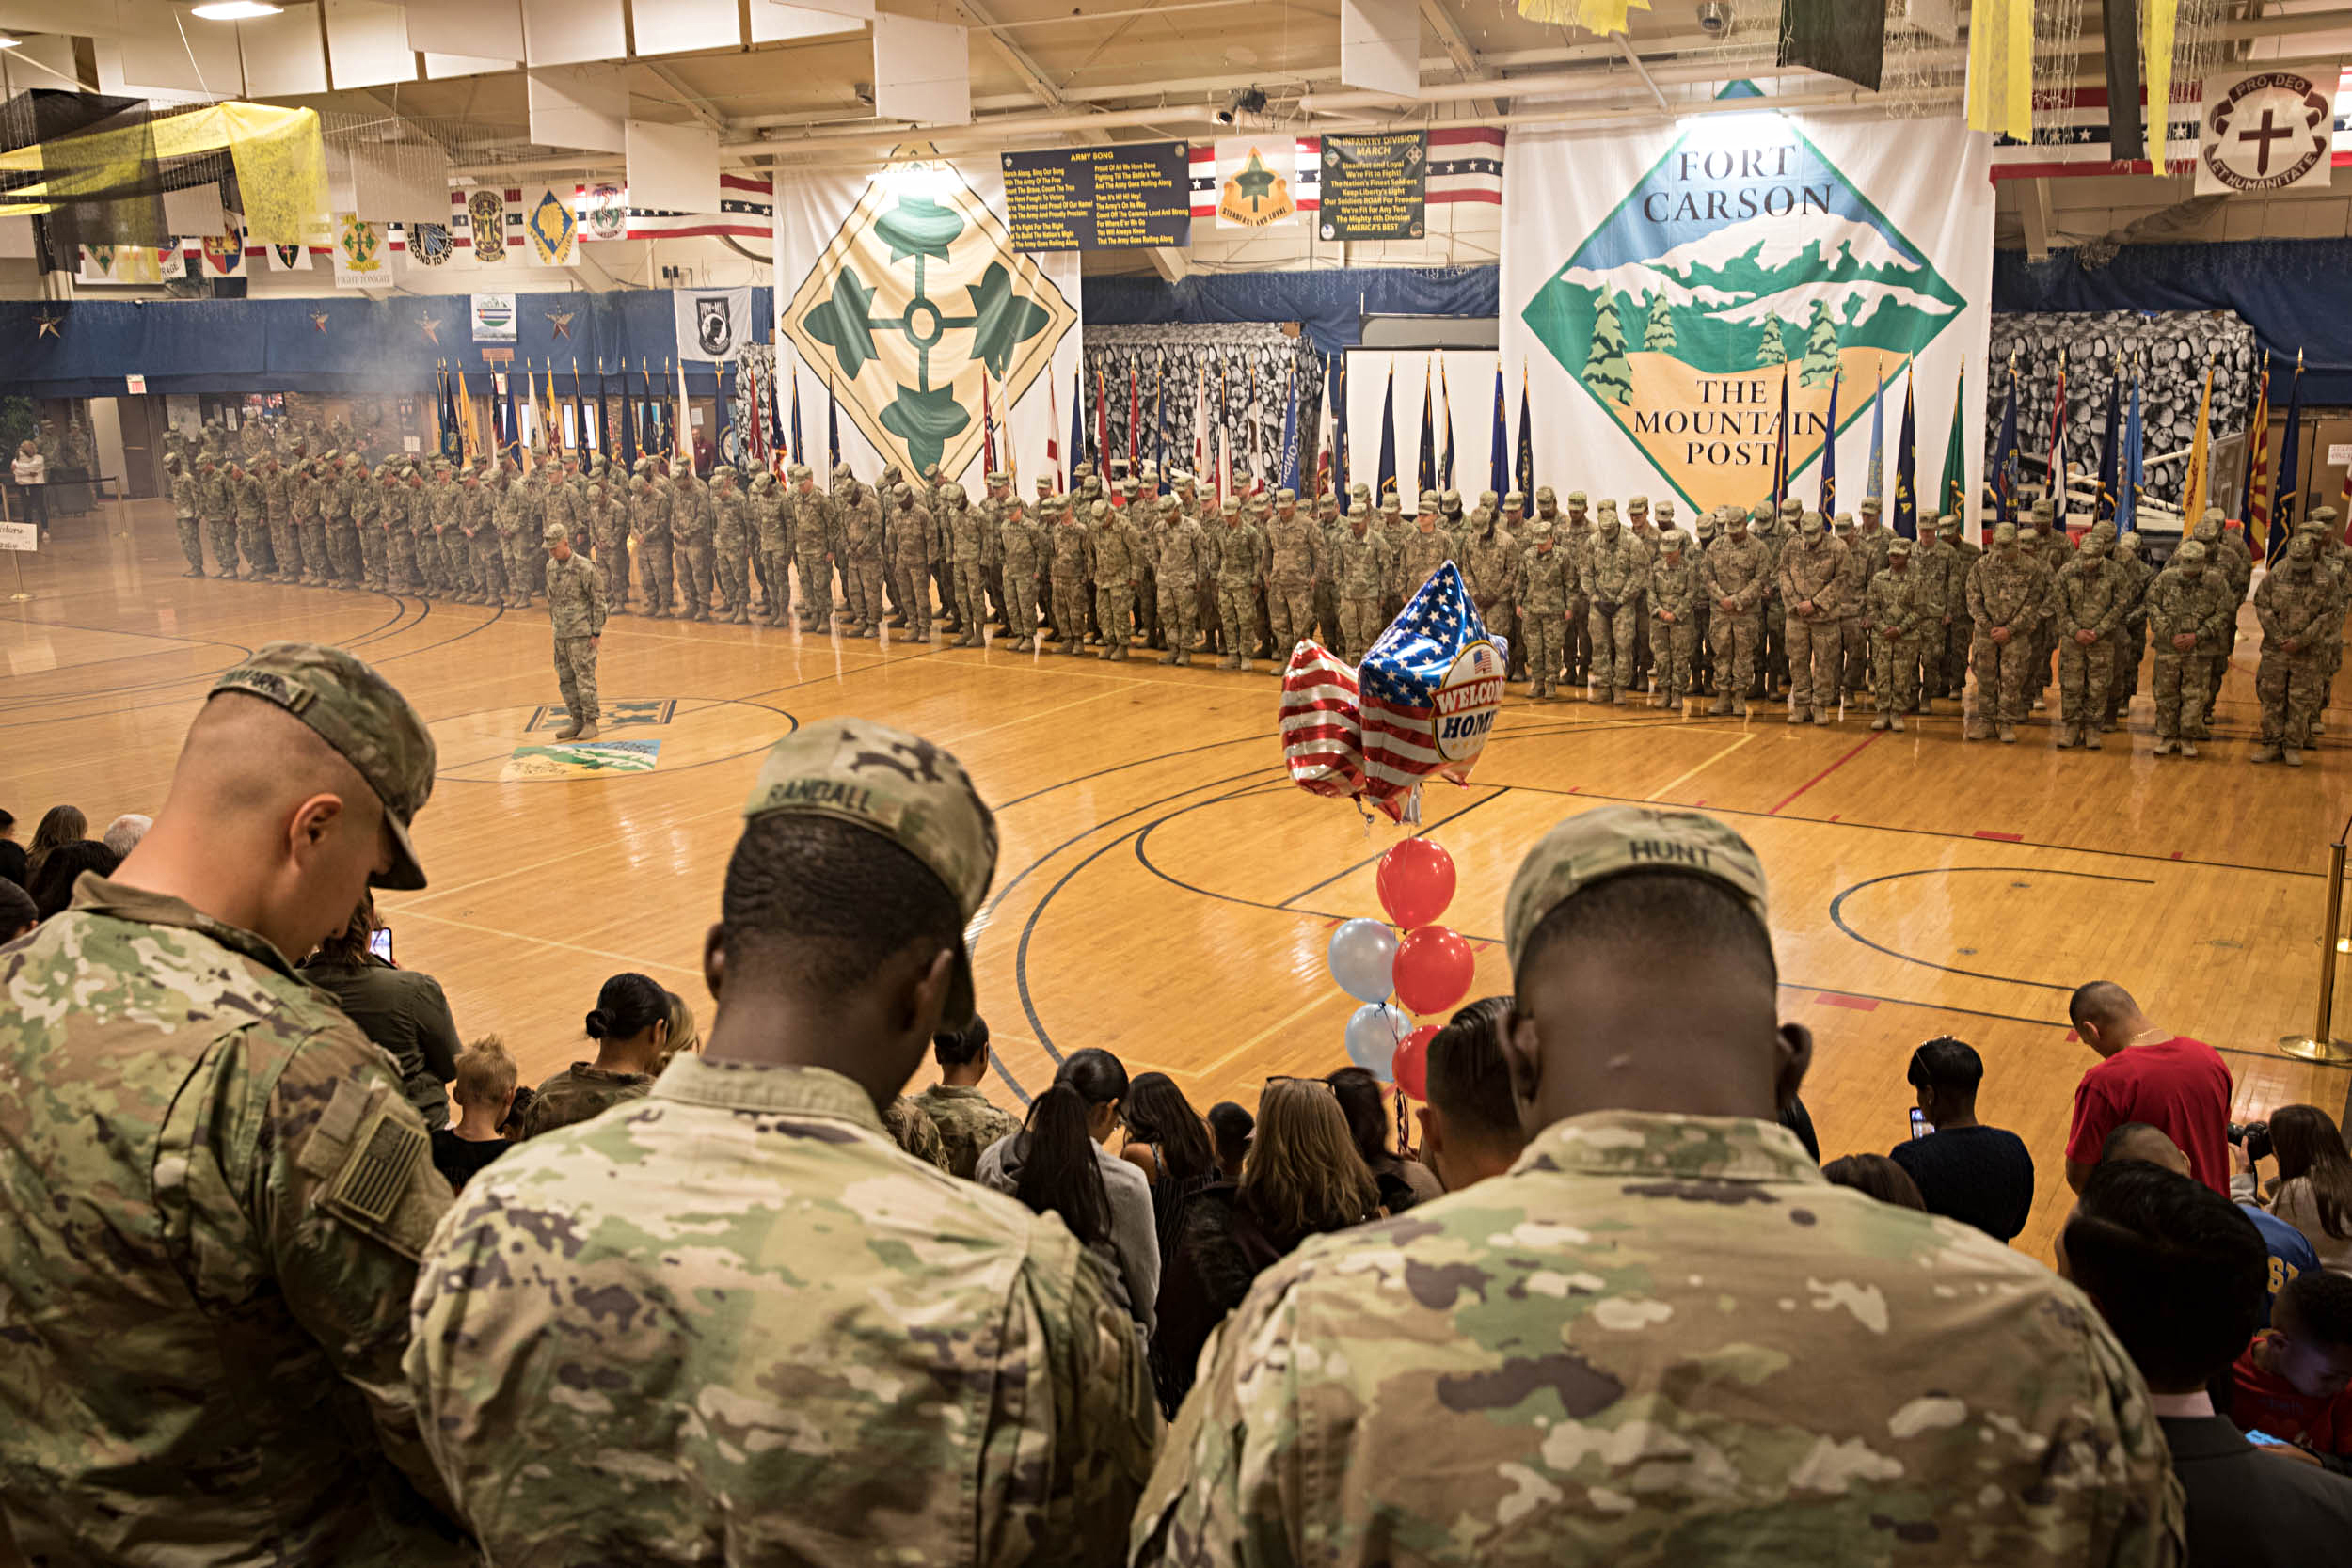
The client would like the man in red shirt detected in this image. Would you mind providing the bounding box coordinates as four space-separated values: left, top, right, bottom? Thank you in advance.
2064 980 2233 1195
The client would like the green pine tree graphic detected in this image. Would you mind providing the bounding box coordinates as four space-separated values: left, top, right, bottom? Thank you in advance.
1800 300 1839 388
1584 290 1634 406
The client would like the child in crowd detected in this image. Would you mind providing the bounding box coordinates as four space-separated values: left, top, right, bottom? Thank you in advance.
433 1037 518 1193
2224 1270 2352 1470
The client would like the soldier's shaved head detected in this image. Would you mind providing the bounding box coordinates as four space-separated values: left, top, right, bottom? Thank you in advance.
2068 980 2151 1058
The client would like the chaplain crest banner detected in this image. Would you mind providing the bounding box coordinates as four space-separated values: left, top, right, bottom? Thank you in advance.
774 146 1082 489
1502 101 1994 520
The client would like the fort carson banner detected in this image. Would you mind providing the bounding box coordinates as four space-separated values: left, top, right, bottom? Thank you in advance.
1502 101 1994 526
773 147 1083 489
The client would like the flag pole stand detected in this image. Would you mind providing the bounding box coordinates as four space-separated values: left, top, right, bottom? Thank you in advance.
2280 821 2352 1062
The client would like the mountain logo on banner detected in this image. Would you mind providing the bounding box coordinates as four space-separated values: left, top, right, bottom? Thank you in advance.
580 182 628 242
1521 113 1964 513
469 189 508 264
782 147 1076 480
409 222 457 267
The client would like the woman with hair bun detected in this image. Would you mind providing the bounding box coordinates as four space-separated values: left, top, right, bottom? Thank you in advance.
517 972 670 1139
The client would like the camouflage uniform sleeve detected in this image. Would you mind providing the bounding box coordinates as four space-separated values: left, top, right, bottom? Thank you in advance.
2253 572 2283 643
257 1025 459 1517
1131 1269 1300 1568
586 553 610 636
1021 1233 1162 1566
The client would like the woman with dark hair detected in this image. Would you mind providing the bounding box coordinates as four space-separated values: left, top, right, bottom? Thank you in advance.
2249 1105 2352 1275
517 972 669 1139
1822 1153 1928 1211
1152 1078 1379 1412
1120 1071 1217 1255
24 839 118 923
301 890 463 1130
1326 1065 1443 1212
976 1048 1159 1334
24 804 87 883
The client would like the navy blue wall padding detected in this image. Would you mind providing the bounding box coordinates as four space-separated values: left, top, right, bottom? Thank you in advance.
1084 265 1500 353
1994 240 2352 404
0 288 773 398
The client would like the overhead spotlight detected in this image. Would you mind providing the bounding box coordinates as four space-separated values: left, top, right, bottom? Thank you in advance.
190 2 284 19
0 34 20 47
1215 86 1268 126
1696 1 1732 36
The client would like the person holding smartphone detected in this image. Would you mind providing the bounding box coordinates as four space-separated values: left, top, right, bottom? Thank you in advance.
1887 1037 2037 1243
303 891 463 1130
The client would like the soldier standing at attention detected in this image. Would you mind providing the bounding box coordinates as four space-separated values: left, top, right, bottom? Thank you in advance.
543 522 606 742
884 483 936 641
750 469 788 626
788 466 834 632
407 721 1156 1563
458 464 499 608
380 464 417 594
978 471 1010 631
627 465 671 620
1647 527 1697 711
1701 505 1768 717
912 1020 1023 1181
1328 499 1391 668
711 468 754 625
166 451 205 576
2189 515 2242 731
491 464 532 606
1832 515 1871 705
325 452 363 589
1213 497 1267 673
2054 536 2122 751
230 457 270 580
1263 487 1321 668
2149 539 2233 759
1864 536 1925 732
1091 499 1146 660
413 464 450 600
1940 515 1980 699
1964 523 2040 745
584 477 628 615
946 483 990 647
1582 502 1643 705
1464 490 1520 666
1043 494 1089 657
1905 518 1950 713
997 495 1042 653
1134 806 2183 1568
840 472 886 638
294 453 330 587
1518 512 1570 699
1623 494 1656 692
1778 510 1845 725
259 452 294 583
1397 490 1456 607
354 461 388 592
671 464 716 622
2250 523 2335 767
1142 497 1197 666
0 642 465 1565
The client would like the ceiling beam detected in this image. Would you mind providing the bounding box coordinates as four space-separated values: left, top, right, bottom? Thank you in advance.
643 60 730 133
1419 0 1495 116
960 0 1074 110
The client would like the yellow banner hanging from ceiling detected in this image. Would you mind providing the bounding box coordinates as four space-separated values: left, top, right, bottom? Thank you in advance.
0 103 328 247
1965 0 2033 143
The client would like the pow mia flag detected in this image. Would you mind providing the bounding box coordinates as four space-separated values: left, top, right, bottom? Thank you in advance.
675 286 755 362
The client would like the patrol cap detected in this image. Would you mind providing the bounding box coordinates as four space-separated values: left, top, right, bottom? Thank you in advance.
2311 505 2340 526
985 470 1009 486
1418 489 1441 512
892 483 914 501
1697 517 1717 539
1750 503 1772 523
2030 498 2054 521
1655 499 1675 518
1441 488 1462 509
740 720 999 1029
1887 536 1912 559
1659 528 1685 550
1937 515 1962 535
1566 490 1588 506
1535 485 1557 504
1220 496 1242 515
1035 475 1053 491
1628 495 1648 512
1502 491 1525 510
1859 497 1882 515
1504 805 1769 974
1380 494 1403 515
1992 522 2019 545
209 642 437 893
2174 539 2208 563
543 521 570 544
1833 515 1854 534
1479 489 1499 508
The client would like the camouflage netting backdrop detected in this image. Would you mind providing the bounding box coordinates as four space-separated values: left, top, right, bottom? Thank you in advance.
1084 325 1326 489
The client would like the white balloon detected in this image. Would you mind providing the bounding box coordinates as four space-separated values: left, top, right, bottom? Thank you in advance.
1344 1003 1410 1081
1327 918 1399 1004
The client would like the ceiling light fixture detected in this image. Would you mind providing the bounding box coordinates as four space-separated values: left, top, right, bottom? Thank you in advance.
1214 86 1267 126
190 2 284 19
0 33 20 46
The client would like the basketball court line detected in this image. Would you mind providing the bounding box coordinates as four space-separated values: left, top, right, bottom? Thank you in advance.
1645 730 1757 801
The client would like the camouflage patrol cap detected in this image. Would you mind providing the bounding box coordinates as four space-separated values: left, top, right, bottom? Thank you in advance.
1833 515 1854 534
1528 518 1555 539
1992 522 2019 545
942 482 965 504
1697 516 1717 539
1035 475 1053 491
2311 505 2340 525
1628 495 1648 513
1887 536 1912 558
1937 514 1962 536
985 470 1009 486
923 463 941 481
1777 496 1802 515
741 720 999 1027
1220 497 1242 515
1440 489 1462 509
2116 530 2142 554
1656 499 1675 518
1565 491 1587 506
1504 805 1770 973
2078 532 2110 556
1276 487 1297 504
2202 507 2225 525
1597 499 1619 515
892 483 914 501
1535 485 1556 504
1750 503 1772 522
1418 490 1441 512
209 642 437 893
1380 494 1403 515
543 521 570 544
833 461 854 483
1503 491 1526 511
2174 539 2208 563
1659 528 1685 551
1859 497 1882 515
1479 489 1499 509
2030 498 2054 521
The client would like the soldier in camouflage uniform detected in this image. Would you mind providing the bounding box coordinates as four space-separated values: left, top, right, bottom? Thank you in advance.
2187 515 2241 729
1329 501 1393 670
789 466 834 633
1939 515 1980 698
353 462 388 591
230 458 270 579
2104 529 2152 732
1964 523 2040 744
1464 491 1520 671
383 465 421 594
1265 487 1321 667
1581 503 1643 705
1701 506 1769 717
294 455 330 587
836 473 884 638
912 1072 1022 1184
165 451 204 576
942 482 986 647
750 469 787 626
1518 516 1570 700
1041 495 1087 656
421 464 459 599
0 642 465 1566
671 466 716 622
1864 535 1926 731
584 477 628 614
977 471 1010 630
1778 510 1845 725
1092 499 1146 660
1646 527 1697 710
1397 490 1457 610
1552 489 1592 685
1761 499 1798 696
454 466 494 606
262 452 300 583
1691 511 1718 695
541 521 607 741
2148 539 2233 757
1831 515 1871 703
2250 524 2335 766
492 464 534 608
2053 537 2122 750
407 721 1155 1566
326 452 363 589
1135 805 2183 1568
883 483 935 641
711 468 753 625
1213 497 1267 673
997 496 1043 653
1152 496 1210 666
1904 518 1950 713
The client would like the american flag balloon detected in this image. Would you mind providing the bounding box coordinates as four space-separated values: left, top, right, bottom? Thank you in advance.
1279 641 1368 801
1360 562 1506 822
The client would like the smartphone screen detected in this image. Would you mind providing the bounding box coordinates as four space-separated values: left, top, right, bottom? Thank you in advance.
369 926 394 963
1909 1108 1931 1141
2244 1429 2288 1448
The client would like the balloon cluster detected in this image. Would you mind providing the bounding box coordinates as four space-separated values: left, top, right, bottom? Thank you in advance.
1325 837 1475 1098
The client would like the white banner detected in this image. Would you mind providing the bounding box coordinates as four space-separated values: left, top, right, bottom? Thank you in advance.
2196 67 2338 197
773 152 1082 487
472 293 517 342
330 214 396 290
267 242 313 272
1501 103 1994 529
0 520 39 551
1215 134 1300 229
675 285 755 362
76 245 167 285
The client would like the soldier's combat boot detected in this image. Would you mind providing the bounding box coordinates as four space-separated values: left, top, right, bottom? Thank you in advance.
2055 727 2076 750
1710 697 1734 715
2181 739 2200 757
554 719 581 741
573 721 599 742
1173 651 1191 667
1218 653 1242 671
1786 707 1804 725
1964 722 1991 741
1997 725 2017 744
1889 715 1905 734
1731 698 1748 717
1159 649 1180 665
2285 747 2305 768
183 568 204 578
1870 714 1889 732
730 607 750 626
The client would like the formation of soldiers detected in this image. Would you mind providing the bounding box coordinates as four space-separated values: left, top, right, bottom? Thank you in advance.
152 419 2344 764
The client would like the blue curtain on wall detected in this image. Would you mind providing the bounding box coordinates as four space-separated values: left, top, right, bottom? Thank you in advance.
0 288 771 399
1085 265 1499 354
1994 239 2352 404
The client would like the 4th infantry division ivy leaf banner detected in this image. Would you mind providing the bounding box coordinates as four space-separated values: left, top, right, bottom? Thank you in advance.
781 151 1076 481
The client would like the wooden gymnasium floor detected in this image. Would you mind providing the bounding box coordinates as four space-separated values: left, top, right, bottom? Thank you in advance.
8 495 2351 1261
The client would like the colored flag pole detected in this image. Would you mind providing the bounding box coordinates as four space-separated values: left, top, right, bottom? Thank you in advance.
826 373 840 472
1096 367 1111 476
2095 360 2122 523
1330 354 1351 506
1279 364 1302 495
573 360 590 457
2045 347 2069 515
674 358 692 470
1938 356 1967 524
1515 360 1534 501
1416 360 1435 497
1377 359 1399 500
1068 365 1084 489
2241 361 2272 557
1438 355 1454 491
1864 361 1884 506
1771 361 1790 509
980 372 997 476
1128 360 1141 477
1487 363 1508 499
2118 358 2143 535
2271 349 2306 562
2181 352 2215 526
1989 355 2020 525
504 369 524 469
1892 361 1918 541
1820 367 1839 515
1216 360 1233 502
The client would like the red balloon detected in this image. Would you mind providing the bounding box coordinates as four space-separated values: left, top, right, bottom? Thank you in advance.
1392 925 1476 1017
1392 1023 1440 1101
1377 837 1456 929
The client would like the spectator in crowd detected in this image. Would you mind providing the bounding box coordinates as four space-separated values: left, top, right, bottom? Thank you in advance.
2061 1161 2352 1561
658 987 700 1069
0 807 25 890
1327 1065 1442 1211
1137 806 2182 1565
1778 1089 1820 1161
1206 1101 1251 1180
12 437 47 531
432 1037 517 1193
300 891 462 1131
407 721 1154 1561
1152 1078 1379 1416
516 972 667 1138
0 643 460 1561
0 879 36 943
978 1048 1159 1337
0 805 14 840
882 1093 950 1167
2105 1120 2193 1176
2220 1271 2352 1472
2066 979 2233 1195
100 814 151 859
2238 1106 2352 1275
1120 1071 1217 1258
1887 1037 2037 1242
1821 1152 1928 1209
24 804 86 882
2096 1122 2320 1327
25 839 118 923
912 1014 1021 1179
1415 997 1526 1192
